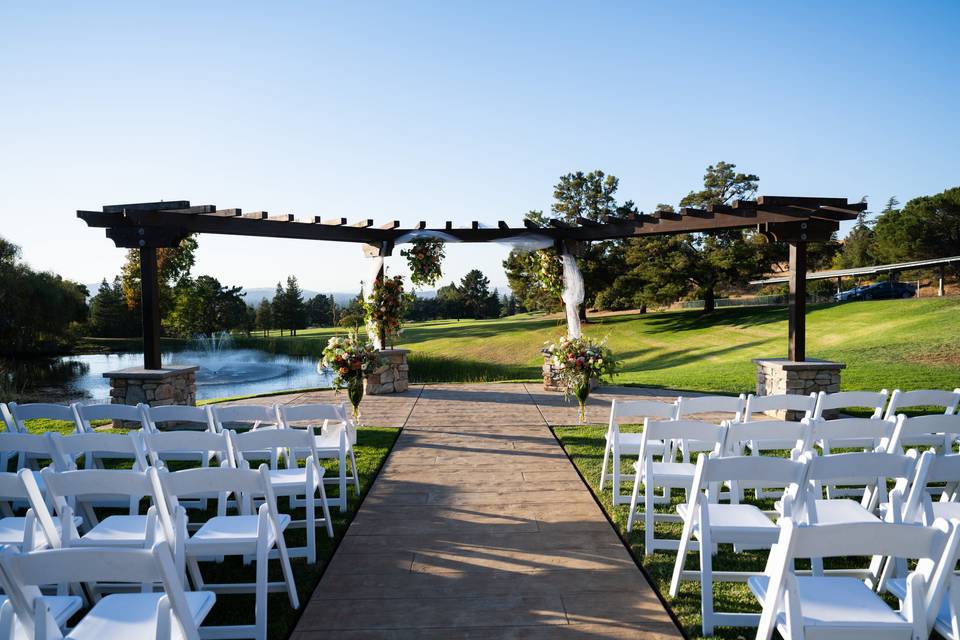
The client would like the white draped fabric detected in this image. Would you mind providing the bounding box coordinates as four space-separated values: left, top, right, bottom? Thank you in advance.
560 251 584 339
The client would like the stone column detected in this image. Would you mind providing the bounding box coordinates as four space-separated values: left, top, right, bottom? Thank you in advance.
752 358 845 419
104 365 198 426
365 349 410 395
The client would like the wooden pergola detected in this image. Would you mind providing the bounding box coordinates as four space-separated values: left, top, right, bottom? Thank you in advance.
78 196 866 370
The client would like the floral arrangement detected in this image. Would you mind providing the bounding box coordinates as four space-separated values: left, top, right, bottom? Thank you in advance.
401 237 445 287
545 335 619 422
536 248 564 301
363 274 407 347
320 329 383 420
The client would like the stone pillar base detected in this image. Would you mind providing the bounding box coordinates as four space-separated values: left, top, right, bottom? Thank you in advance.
104 365 198 427
753 358 845 419
542 354 598 393
365 349 409 395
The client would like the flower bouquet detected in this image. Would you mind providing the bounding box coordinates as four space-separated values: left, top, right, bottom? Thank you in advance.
363 274 408 348
545 335 619 423
320 329 384 422
400 237 445 287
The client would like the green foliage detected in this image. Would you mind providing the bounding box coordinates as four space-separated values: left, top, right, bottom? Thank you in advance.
458 269 499 319
306 294 335 327
254 299 274 336
120 235 198 322
835 208 878 268
87 278 139 337
873 187 960 264
167 275 248 337
0 235 88 354
271 276 308 336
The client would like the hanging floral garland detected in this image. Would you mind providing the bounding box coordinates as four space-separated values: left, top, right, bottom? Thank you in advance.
536 248 564 302
400 237 445 287
363 274 407 347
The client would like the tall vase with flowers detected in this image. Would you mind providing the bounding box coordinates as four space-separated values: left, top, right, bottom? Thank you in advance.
545 335 619 423
320 328 384 423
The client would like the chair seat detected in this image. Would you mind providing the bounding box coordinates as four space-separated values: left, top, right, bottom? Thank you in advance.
612 434 664 456
640 461 696 485
810 499 879 524
748 575 910 634
76 515 165 547
677 503 778 542
0 594 82 629
885 578 952 635
267 468 323 490
189 514 291 548
67 591 215 640
0 516 82 549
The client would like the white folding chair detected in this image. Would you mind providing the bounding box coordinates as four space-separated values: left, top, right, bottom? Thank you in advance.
806 414 899 498
669 454 808 635
750 518 959 640
918 454 960 525
73 402 148 434
626 419 727 554
674 394 745 463
599 399 677 505
142 430 235 515
278 403 358 512
228 427 335 563
48 430 149 472
0 433 69 473
149 464 297 640
39 467 163 551
885 388 960 421
142 405 217 434
0 544 214 640
744 392 816 422
212 404 283 466
721 419 809 502
0 470 76 552
0 559 82 639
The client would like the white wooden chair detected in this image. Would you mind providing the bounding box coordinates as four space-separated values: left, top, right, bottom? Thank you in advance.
48 430 149 472
669 454 807 635
0 543 214 640
142 404 217 433
0 470 75 552
149 464 298 640
720 419 809 502
141 429 234 469
0 559 83 639
917 454 960 525
6 403 79 435
626 419 727 555
805 414 899 498
0 432 69 474
39 467 163 551
813 390 889 452
599 399 677 505
278 403 358 511
744 393 816 422
674 394 745 463
750 518 960 640
72 402 148 434
227 427 335 563
212 404 283 466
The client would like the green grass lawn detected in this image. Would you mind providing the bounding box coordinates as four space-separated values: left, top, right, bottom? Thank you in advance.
234 298 960 393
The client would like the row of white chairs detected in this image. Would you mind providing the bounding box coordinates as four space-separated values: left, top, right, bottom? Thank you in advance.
0 402 360 512
0 424 342 640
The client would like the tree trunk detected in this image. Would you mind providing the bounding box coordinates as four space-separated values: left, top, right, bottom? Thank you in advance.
703 286 716 313
639 303 647 314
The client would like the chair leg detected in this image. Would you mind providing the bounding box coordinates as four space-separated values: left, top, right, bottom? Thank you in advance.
318 482 334 538
599 438 611 491
348 445 360 493
612 451 621 504
305 489 316 564
626 467 642 532
644 480 655 556
338 447 348 513
670 521 693 597
255 544 269 640
700 535 714 636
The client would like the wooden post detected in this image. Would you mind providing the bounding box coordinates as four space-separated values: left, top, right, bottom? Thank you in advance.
788 241 807 362
140 246 162 370
377 260 386 348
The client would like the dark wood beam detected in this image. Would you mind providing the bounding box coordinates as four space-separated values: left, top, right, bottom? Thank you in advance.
788 241 807 362
103 201 191 214
498 221 510 230
523 219 540 230
140 246 162 370
316 217 347 225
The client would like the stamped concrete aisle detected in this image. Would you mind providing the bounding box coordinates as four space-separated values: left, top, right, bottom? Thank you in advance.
292 383 683 639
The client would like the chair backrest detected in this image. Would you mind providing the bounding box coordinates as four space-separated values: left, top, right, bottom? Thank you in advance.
0 433 68 470
41 467 154 504
227 427 318 469
609 399 677 425
278 403 346 426
675 394 745 422
211 404 279 432
643 419 727 449
143 404 215 432
805 416 897 450
744 393 816 419
889 414 960 453
698 453 808 486
7 402 79 433
0 403 20 433
805 450 917 485
722 419 809 456
758 517 958 640
885 389 960 420
814 390 888 419
48 431 149 470
73 402 147 432
0 543 200 640
141 430 234 467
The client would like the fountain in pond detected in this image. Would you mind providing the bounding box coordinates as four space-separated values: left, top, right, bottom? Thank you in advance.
192 331 234 373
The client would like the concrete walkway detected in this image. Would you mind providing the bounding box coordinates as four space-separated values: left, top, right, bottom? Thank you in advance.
287 383 683 639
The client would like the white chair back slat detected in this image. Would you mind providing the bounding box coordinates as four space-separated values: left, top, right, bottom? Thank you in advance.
278 403 346 425
744 393 816 418
143 404 216 433
48 431 149 470
814 390 888 419
885 388 960 420
699 454 807 485
228 426 319 467
805 416 897 450
644 419 726 443
8 403 79 433
610 399 677 421
73 402 147 433
676 394 746 421
211 404 280 432
723 420 809 456
889 414 960 453
141 430 234 467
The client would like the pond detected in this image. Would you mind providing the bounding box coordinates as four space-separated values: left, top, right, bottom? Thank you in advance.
5 349 334 403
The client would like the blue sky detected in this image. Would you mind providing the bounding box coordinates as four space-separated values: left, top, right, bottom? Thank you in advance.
1 1 957 294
